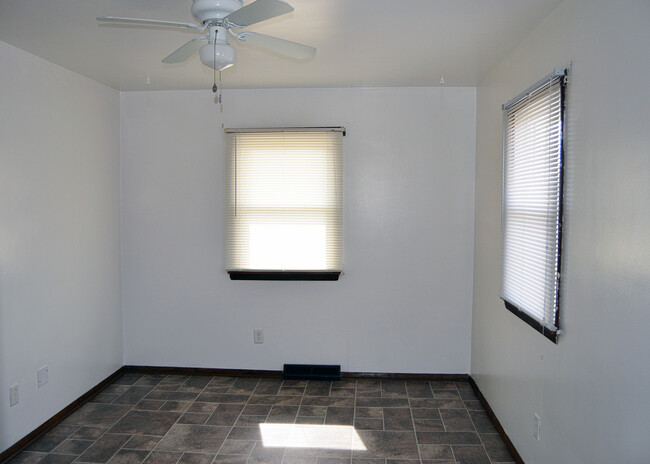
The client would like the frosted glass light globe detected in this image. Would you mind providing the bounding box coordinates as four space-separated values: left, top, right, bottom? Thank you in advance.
199 42 236 71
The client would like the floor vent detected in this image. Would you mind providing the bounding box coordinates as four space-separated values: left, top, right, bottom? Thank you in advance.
283 364 341 381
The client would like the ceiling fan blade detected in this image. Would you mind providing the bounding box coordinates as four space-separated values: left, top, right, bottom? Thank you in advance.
162 37 208 63
97 16 202 30
236 32 315 60
224 0 293 28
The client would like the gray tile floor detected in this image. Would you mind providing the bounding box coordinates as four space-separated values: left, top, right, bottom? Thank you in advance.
7 373 515 464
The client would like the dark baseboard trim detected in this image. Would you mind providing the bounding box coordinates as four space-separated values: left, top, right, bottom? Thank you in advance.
0 366 126 464
468 375 525 464
124 365 283 378
343 372 468 381
126 365 469 382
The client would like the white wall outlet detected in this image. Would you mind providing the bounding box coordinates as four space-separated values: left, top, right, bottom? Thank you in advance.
253 329 264 344
9 384 19 407
533 413 541 440
37 365 49 388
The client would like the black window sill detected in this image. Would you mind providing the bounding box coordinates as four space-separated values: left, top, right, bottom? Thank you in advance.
228 271 341 281
503 300 559 344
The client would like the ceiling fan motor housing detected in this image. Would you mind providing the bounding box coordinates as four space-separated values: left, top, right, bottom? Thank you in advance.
192 0 243 23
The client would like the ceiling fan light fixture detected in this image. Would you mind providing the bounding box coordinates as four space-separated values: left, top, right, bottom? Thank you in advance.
199 42 236 71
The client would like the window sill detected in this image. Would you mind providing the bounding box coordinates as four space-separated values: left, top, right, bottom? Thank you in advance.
503 300 559 344
228 271 341 281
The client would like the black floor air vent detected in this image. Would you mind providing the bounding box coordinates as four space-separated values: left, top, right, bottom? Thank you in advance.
283 364 341 381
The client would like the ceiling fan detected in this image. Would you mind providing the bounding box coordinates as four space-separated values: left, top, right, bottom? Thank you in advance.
97 0 316 72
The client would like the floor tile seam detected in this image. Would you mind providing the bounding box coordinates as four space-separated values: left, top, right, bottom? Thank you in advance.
380 401 386 431
92 435 136 464
406 390 426 464
145 374 219 464
298 379 307 425
140 377 191 462
450 442 495 464
38 426 80 455
32 420 80 454
213 376 261 461
53 437 96 455
74 383 147 461
349 379 357 461
448 444 459 464
279 446 289 464
444 383 473 464
472 416 497 464
40 450 78 460
439 411 448 433
427 381 435 400
417 435 487 446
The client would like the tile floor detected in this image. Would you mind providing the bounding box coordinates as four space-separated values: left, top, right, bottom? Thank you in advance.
7 373 515 464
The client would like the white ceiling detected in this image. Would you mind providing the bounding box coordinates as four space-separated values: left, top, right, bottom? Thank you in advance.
0 0 561 91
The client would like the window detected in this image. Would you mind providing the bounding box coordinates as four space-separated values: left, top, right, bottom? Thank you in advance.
500 68 567 343
225 128 344 280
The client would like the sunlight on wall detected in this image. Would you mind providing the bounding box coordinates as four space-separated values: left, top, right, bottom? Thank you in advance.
259 424 366 450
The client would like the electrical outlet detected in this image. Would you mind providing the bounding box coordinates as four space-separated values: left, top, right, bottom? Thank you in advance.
533 413 541 440
253 329 264 344
9 384 19 407
37 365 49 388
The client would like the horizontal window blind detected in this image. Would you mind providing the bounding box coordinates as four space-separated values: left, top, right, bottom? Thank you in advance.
500 70 566 339
226 129 343 272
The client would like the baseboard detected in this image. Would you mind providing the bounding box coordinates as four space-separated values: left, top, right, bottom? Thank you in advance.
124 365 283 378
468 375 525 464
125 365 468 381
0 366 126 464
343 371 468 381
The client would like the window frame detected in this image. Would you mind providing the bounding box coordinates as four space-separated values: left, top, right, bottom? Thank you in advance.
500 68 567 343
224 127 345 281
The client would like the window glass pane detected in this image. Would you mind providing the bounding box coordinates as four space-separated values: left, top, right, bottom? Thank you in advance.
226 130 343 272
500 71 565 336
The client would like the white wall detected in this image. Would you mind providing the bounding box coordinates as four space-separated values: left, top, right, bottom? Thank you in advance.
0 42 123 452
120 87 476 374
471 1 650 463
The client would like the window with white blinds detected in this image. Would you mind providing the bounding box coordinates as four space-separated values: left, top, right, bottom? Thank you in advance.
500 69 566 343
225 129 343 279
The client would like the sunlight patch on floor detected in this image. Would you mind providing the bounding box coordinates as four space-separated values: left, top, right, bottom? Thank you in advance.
259 423 366 450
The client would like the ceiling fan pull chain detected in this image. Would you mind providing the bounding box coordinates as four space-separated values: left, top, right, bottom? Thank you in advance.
219 70 223 111
212 34 218 93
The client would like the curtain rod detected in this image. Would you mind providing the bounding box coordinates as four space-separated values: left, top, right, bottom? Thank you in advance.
225 126 346 136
